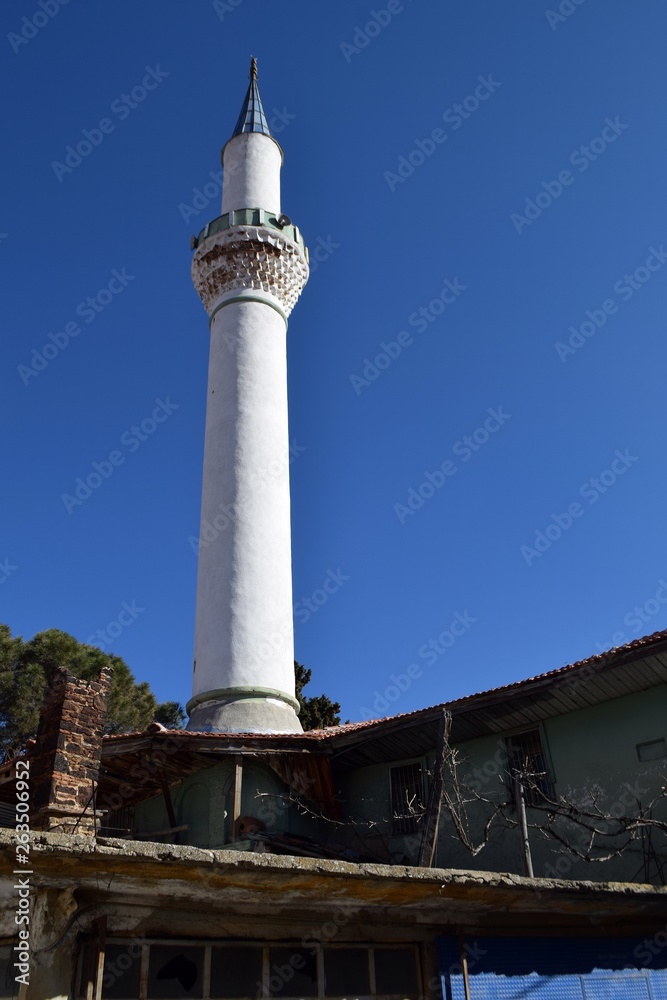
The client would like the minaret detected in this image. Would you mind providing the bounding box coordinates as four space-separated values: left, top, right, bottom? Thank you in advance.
187 59 309 732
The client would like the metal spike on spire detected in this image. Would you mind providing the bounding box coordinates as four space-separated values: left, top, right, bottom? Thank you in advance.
232 56 271 138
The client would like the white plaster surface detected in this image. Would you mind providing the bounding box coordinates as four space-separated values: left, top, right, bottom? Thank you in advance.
190 129 307 732
192 300 297 712
222 132 282 215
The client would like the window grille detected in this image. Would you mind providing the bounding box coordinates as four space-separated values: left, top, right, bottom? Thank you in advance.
390 762 425 835
505 729 554 806
99 806 134 838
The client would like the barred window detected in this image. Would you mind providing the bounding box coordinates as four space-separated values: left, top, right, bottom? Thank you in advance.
99 806 134 838
505 729 554 806
390 762 425 835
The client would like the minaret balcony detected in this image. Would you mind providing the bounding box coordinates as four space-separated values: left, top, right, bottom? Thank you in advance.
191 209 309 319
192 208 308 260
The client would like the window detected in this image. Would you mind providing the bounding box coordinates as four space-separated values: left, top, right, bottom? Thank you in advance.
390 762 425 835
99 806 134 838
374 949 419 996
211 946 263 998
102 943 142 999
267 948 318 997
504 729 554 806
323 948 370 996
636 738 666 762
100 941 421 1000
148 945 204 998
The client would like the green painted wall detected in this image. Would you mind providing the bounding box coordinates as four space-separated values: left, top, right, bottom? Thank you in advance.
441 685 667 882
337 685 667 882
131 686 666 881
133 759 320 849
335 759 429 864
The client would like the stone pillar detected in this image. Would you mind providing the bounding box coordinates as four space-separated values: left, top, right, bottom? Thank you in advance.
30 667 112 835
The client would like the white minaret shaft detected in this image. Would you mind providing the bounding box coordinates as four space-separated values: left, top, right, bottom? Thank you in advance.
188 59 309 732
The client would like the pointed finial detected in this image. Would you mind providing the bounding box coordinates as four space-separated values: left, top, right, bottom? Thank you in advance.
230 57 272 139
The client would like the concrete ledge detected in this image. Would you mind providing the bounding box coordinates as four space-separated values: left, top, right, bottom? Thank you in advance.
2 828 666 904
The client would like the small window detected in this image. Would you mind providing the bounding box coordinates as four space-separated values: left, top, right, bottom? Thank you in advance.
102 943 142 999
390 762 425 835
505 729 554 806
324 948 370 997
637 738 666 762
211 946 263 998
267 947 317 997
147 945 204 998
374 948 419 997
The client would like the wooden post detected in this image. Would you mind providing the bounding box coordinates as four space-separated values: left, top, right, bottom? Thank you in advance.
514 772 534 878
232 758 243 840
78 916 107 1000
93 916 107 1000
418 709 451 867
160 773 177 829
458 934 472 1000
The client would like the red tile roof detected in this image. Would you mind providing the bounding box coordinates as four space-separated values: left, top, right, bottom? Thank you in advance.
102 627 667 745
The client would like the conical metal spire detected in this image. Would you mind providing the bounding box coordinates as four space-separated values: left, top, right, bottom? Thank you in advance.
232 57 272 138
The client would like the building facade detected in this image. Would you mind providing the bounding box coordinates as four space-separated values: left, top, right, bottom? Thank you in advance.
1 63 666 1000
1 628 666 997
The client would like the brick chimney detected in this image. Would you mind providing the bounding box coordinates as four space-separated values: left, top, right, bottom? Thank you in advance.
30 666 112 836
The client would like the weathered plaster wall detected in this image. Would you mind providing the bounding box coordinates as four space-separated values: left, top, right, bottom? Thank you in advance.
545 684 667 806
436 685 667 882
133 759 318 848
335 761 426 864
337 686 667 881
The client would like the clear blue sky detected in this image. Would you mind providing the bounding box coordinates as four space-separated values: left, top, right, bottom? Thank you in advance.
2 0 666 724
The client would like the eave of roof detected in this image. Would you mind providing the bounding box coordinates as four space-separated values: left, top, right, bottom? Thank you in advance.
101 627 667 755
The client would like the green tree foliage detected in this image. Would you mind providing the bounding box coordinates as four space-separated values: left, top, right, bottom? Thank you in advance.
294 661 341 730
153 701 187 729
0 624 185 762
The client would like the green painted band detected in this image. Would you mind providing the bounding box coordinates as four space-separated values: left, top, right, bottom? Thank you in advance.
186 685 300 715
208 294 288 327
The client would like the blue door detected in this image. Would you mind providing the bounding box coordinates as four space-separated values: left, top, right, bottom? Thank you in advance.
438 937 667 999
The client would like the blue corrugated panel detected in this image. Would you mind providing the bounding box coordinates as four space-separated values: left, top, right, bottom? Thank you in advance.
465 972 584 998
650 969 667 998
438 936 667 999
582 977 650 998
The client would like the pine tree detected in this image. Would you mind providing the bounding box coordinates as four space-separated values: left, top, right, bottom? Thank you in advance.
153 701 187 729
0 624 185 761
294 661 342 730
